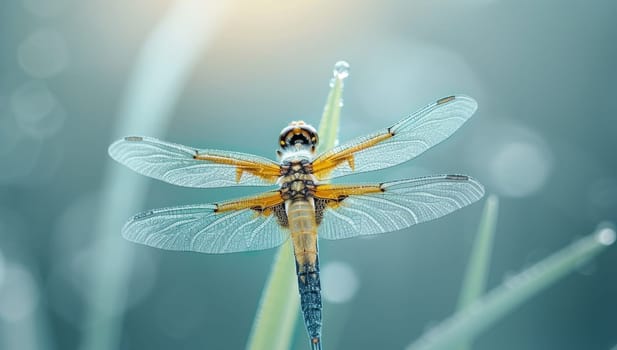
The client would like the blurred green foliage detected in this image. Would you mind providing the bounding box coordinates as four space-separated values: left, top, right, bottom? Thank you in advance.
1 1 616 350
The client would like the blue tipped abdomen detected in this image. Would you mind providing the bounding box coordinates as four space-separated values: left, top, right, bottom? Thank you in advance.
296 259 323 349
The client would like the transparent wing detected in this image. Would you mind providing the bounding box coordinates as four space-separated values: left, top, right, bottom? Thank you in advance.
122 191 289 253
314 175 484 240
312 95 477 180
109 136 281 188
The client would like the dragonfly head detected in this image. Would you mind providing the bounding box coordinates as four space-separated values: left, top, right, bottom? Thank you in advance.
278 121 319 154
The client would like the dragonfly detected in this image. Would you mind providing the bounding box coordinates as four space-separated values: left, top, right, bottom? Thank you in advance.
108 95 484 350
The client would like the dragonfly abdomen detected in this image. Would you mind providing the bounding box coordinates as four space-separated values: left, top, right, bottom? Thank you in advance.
297 259 322 349
288 199 323 349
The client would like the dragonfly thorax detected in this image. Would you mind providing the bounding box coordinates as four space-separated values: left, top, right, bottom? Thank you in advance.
279 160 317 201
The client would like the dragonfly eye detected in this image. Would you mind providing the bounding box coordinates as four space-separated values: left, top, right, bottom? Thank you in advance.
279 121 319 151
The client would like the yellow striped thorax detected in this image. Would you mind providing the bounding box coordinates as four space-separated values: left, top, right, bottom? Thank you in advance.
279 159 317 201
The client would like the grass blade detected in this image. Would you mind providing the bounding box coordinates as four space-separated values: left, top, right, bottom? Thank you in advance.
317 61 349 155
246 61 350 350
455 194 499 350
246 241 298 350
407 225 616 350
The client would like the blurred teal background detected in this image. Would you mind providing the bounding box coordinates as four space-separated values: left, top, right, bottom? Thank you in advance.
1 0 616 349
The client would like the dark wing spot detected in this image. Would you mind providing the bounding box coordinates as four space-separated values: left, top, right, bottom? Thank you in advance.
133 210 154 220
436 96 456 105
446 174 469 181
124 136 143 142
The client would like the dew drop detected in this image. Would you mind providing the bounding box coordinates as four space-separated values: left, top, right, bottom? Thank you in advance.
332 60 350 80
596 228 616 246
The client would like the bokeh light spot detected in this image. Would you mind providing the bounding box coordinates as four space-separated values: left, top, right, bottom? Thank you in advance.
489 141 551 198
11 80 66 139
11 81 55 123
321 261 359 304
17 28 69 78
465 120 553 198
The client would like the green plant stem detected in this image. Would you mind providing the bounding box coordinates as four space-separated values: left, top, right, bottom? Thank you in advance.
455 194 499 350
317 77 343 154
407 226 615 350
246 241 298 350
246 62 347 350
